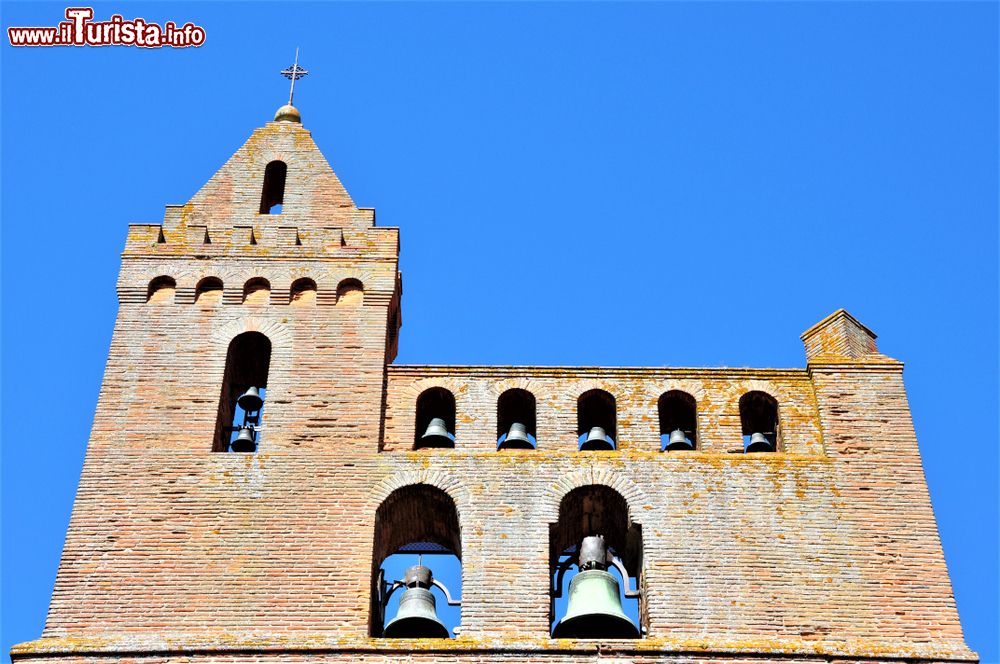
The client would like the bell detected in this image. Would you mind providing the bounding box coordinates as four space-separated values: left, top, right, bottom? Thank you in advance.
498 422 534 450
419 417 454 448
552 569 639 639
580 426 614 451
745 432 773 453
383 565 450 639
237 386 263 412
665 429 694 451
230 427 256 453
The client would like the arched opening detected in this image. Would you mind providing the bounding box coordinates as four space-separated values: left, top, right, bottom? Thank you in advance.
658 390 697 451
195 277 223 305
242 278 270 306
550 485 642 639
414 388 456 449
213 332 271 452
147 276 176 304
739 390 779 453
577 389 617 451
372 485 462 638
289 278 317 306
337 278 364 306
259 160 287 214
497 388 537 450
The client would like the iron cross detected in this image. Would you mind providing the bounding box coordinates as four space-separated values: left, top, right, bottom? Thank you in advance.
281 48 309 106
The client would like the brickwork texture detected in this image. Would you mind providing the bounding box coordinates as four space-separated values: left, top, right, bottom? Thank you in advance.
10 108 976 664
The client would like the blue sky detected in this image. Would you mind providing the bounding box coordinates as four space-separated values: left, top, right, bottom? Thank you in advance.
2 1 997 661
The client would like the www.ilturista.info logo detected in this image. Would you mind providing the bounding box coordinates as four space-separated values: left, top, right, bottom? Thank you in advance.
7 7 205 48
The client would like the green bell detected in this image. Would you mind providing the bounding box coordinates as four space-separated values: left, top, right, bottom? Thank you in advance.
553 568 639 638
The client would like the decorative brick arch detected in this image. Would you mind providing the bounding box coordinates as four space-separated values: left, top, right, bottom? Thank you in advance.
135 264 199 289
650 379 708 406
398 377 467 403
488 376 543 398
369 471 471 512
718 378 785 409
572 379 619 401
210 316 293 348
539 470 649 526
328 269 377 290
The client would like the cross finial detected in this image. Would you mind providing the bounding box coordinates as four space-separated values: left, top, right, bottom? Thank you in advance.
280 48 309 106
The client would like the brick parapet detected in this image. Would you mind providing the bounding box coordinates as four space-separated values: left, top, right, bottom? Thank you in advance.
123 223 398 261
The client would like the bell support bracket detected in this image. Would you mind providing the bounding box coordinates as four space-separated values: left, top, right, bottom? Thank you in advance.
608 555 640 598
431 578 462 606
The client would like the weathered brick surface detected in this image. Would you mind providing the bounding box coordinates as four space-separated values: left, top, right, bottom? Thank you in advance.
10 111 975 664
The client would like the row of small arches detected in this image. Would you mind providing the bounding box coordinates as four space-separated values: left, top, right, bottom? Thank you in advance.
414 387 781 453
147 275 364 306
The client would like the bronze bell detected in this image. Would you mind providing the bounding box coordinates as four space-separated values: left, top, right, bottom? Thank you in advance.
745 432 774 453
664 429 694 451
383 565 450 639
580 426 614 451
419 417 454 448
498 422 534 450
237 386 264 412
231 427 256 453
552 536 639 639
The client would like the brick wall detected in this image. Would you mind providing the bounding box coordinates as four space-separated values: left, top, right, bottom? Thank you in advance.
10 111 976 664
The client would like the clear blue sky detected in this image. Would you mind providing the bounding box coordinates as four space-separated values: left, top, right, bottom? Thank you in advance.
2 1 996 660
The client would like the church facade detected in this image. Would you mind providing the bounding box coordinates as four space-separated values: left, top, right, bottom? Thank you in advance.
11 101 976 664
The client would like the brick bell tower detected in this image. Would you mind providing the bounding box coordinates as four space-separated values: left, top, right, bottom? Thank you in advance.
12 94 977 664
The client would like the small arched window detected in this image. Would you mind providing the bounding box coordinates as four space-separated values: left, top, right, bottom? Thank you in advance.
195 277 223 305
577 389 617 451
259 160 287 214
242 278 270 306
739 391 779 453
372 485 462 638
497 388 536 450
658 391 697 451
337 278 364 306
550 485 642 639
289 278 317 306
213 332 272 452
414 388 456 449
147 276 176 304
